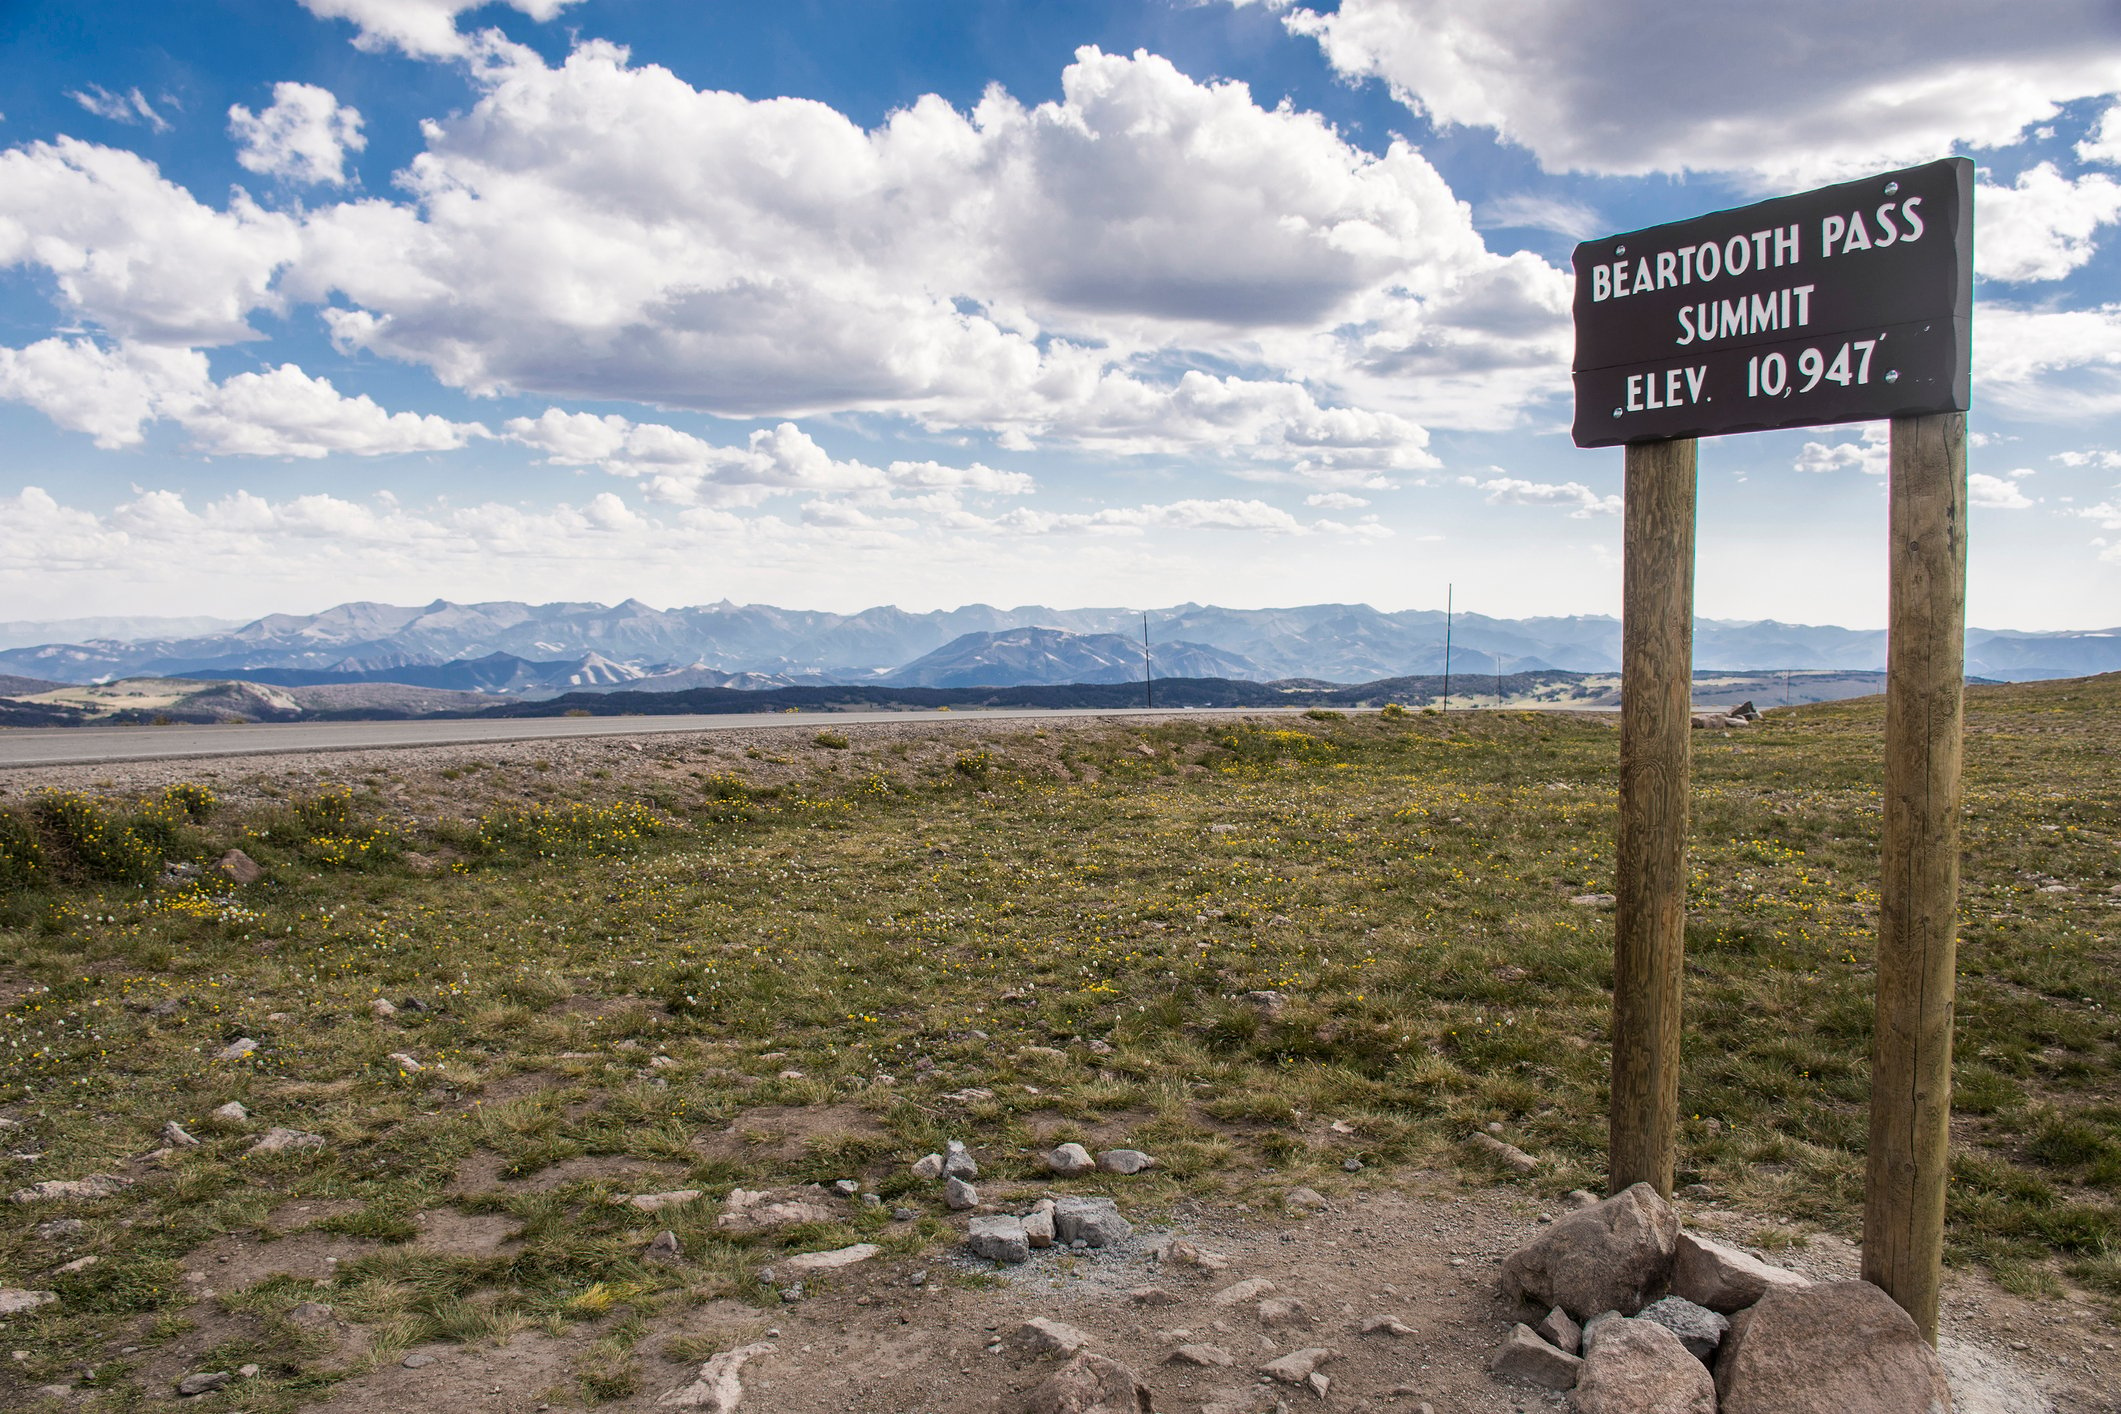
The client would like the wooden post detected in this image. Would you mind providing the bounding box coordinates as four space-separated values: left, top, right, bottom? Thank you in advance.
1863 411 1968 1343
1609 436 1698 1196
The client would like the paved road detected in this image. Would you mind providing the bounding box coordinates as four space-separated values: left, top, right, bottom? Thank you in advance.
0 705 1296 768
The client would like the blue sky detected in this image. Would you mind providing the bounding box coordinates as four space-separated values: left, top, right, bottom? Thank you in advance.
3 0 2119 629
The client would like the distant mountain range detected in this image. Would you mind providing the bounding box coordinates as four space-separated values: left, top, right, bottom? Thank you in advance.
0 598 2114 694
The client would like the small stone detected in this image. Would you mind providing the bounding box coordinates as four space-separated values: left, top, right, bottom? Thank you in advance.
35 1385 70 1400
833 1179 860 1197
1045 1143 1096 1177
1158 1238 1229 1271
969 1215 1031 1263
1211 1278 1275 1307
1307 1372 1331 1397
1570 893 1617 907
1362 1314 1414 1337
1678 1183 1716 1200
911 1153 945 1180
370 997 398 1018
1257 1298 1312 1328
1283 1186 1327 1211
1487 1323 1582 1390
1467 1131 1538 1174
177 1371 233 1396
657 1340 777 1409
1562 1189 1599 1210
216 849 263 885
1051 1195 1131 1247
52 1255 97 1274
34 1220 84 1240
943 1140 979 1179
1006 1317 1092 1359
237 1364 260 1378
1129 1286 1180 1305
402 1352 436 1369
212 1102 248 1122
1023 1201 1056 1249
246 1128 326 1155
1636 1295 1729 1360
1018 1351 1151 1414
10 1175 128 1204
891 1207 918 1222
1243 990 1288 1015
1536 1306 1583 1355
944 1176 979 1210
162 1121 200 1148
779 1285 804 1303
388 1052 424 1072
0 1290 58 1315
215 1038 258 1062
646 1230 682 1262
1169 1343 1233 1367
1096 1148 1156 1175
1260 1347 1334 1384
782 1243 880 1272
619 1190 703 1213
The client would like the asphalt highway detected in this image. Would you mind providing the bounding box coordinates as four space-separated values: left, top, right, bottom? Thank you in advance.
0 705 1293 768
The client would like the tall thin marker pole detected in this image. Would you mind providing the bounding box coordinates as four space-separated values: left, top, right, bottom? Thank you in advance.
1610 436 1698 1197
1495 651 1504 707
1863 411 1967 1343
1143 612 1153 710
1443 584 1453 712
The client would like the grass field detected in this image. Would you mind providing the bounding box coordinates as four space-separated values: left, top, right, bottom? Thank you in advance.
0 680 2116 1408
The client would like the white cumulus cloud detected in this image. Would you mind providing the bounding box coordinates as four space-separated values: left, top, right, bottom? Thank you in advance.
1977 162 2121 282
297 0 579 59
1794 425 1891 476
1270 0 2121 184
0 139 299 345
1478 476 1621 518
1968 472 2035 508
0 337 485 457
229 83 367 186
1978 303 2121 419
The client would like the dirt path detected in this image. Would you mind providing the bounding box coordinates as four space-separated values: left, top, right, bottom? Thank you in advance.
295 1177 2107 1414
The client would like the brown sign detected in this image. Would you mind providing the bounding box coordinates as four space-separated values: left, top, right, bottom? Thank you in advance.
1572 158 1972 447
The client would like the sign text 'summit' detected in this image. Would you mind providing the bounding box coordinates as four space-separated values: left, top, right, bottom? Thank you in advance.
1571 158 1972 448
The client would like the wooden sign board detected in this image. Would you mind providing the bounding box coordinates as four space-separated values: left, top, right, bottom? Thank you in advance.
1572 158 1972 447
1573 161 1975 1343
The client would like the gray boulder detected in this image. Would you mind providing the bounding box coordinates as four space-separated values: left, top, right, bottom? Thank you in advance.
1500 1181 1676 1318
1018 1351 1151 1413
1574 1318 1716 1414
1096 1148 1156 1175
1487 1324 1581 1390
1670 1232 1811 1313
1024 1200 1056 1248
1045 1142 1095 1177
969 1215 1031 1264
944 1176 979 1210
1637 1294 1729 1360
1537 1306 1582 1355
1052 1195 1131 1248
1715 1280 1953 1414
944 1139 979 1179
1006 1317 1091 1358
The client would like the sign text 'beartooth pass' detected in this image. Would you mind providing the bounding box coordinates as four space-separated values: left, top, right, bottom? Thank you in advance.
1571 158 1973 447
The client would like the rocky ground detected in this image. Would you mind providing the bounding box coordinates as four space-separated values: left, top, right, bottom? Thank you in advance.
18 1150 2111 1412
2 721 2115 1412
